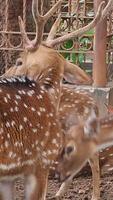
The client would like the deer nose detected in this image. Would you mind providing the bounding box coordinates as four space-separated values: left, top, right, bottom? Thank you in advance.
60 174 71 183
54 170 61 182
56 171 71 183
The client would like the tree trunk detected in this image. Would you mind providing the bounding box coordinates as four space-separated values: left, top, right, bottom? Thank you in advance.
93 0 107 86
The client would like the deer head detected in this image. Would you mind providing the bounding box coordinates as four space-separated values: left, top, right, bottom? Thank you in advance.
2 0 110 86
57 111 113 182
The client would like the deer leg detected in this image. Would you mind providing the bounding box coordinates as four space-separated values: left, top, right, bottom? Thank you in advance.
54 176 73 199
25 174 37 200
0 181 13 200
25 168 49 200
89 153 100 200
0 194 2 200
36 168 49 200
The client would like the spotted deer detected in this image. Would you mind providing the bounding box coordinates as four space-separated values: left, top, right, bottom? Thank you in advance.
54 86 100 200
57 110 113 187
1 0 113 200
99 104 113 175
0 71 64 200
3 0 106 86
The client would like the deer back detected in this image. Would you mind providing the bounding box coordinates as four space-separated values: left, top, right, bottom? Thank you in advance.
0 74 62 176
59 86 98 132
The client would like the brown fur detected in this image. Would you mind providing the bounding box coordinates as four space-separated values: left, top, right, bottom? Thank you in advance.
0 68 63 199
57 111 113 182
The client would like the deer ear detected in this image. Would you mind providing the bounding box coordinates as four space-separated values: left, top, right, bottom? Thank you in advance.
63 72 82 85
64 61 92 85
84 109 100 138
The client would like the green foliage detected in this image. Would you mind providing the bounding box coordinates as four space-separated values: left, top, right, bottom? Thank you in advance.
61 29 94 65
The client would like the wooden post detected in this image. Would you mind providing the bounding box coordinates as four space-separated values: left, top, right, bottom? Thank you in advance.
93 0 107 86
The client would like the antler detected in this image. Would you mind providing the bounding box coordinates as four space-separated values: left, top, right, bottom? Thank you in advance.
19 0 63 50
45 1 106 47
47 14 61 42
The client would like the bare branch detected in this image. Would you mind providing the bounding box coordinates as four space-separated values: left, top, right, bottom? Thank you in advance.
102 0 113 20
47 1 105 47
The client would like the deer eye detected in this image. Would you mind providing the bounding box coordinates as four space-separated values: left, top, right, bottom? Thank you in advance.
65 146 75 155
16 58 23 66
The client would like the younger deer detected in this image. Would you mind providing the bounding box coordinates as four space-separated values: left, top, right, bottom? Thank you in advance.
99 104 113 174
57 111 113 191
54 86 100 200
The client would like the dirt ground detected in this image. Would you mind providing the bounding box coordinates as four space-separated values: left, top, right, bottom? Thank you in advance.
3 166 113 199
47 172 113 200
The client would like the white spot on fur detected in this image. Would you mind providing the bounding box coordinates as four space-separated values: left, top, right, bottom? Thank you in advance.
11 121 16 126
19 125 23 131
100 157 105 160
27 91 34 96
6 94 11 99
10 108 14 112
109 153 113 157
4 97 8 103
31 107 36 112
0 160 35 171
39 95 43 99
41 141 44 147
4 141 9 148
8 152 13 158
3 112 7 116
23 117 28 122
39 107 46 112
14 100 18 105
7 133 10 139
15 106 19 112
23 103 28 108
15 95 21 100
32 128 37 133
52 139 57 144
45 131 49 137
25 149 29 155
37 111 41 116
6 122 10 128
